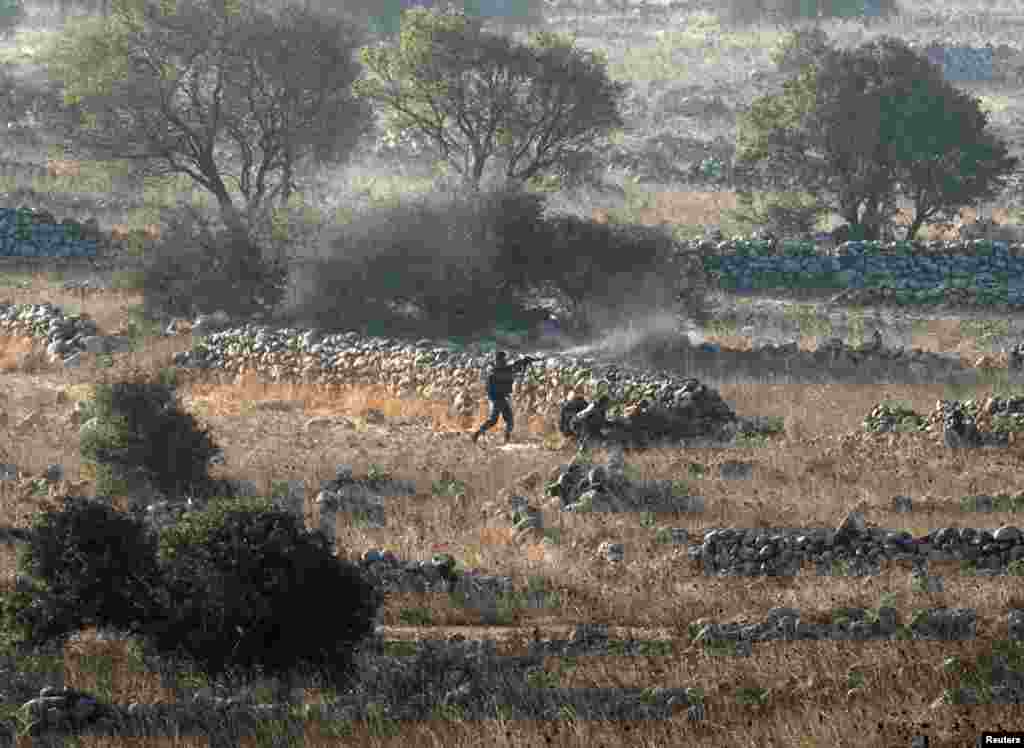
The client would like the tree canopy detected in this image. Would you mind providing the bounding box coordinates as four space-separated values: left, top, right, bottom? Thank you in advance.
735 35 1019 240
38 0 374 238
354 6 626 192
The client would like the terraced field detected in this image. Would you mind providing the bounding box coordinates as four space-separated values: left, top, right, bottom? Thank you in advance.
1 0 1024 745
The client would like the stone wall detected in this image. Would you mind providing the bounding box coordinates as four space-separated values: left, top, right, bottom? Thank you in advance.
0 207 102 259
702 237 1024 309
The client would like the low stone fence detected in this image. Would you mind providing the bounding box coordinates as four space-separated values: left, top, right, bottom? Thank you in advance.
0 207 103 259
699 237 1024 308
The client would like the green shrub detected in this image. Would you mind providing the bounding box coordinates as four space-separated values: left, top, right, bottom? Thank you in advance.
769 26 834 75
140 204 288 323
529 216 686 339
79 382 224 505
0 495 167 652
131 496 385 695
295 187 546 339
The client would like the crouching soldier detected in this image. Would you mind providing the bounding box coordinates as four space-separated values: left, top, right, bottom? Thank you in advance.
570 395 611 453
472 351 536 445
559 391 589 437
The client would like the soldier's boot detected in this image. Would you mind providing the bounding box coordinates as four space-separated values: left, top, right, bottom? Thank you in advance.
471 430 482 445
504 432 512 445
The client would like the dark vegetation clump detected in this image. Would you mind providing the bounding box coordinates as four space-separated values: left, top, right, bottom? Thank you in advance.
0 495 167 652
77 382 227 506
0 493 384 699
293 187 550 339
123 495 385 696
140 204 288 324
295 185 696 343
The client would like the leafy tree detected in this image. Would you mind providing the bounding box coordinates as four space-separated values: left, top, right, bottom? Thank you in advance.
735 35 1018 240
38 0 374 241
355 6 626 192
876 73 1019 239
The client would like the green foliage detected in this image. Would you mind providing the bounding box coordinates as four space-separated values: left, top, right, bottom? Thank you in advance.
300 187 546 339
38 5 136 109
40 0 373 243
862 401 927 434
0 496 167 652
398 607 433 626
526 215 681 336
431 473 467 497
769 26 834 76
130 495 384 696
78 382 225 504
355 6 625 191
725 188 831 239
737 35 1018 242
382 640 418 657
140 204 288 322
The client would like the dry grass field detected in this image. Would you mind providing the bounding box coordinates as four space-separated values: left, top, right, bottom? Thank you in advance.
2 0 1024 745
2 274 1024 746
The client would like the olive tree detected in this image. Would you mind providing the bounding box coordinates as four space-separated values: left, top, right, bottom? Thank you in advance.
354 6 626 192
38 0 374 241
735 35 1018 240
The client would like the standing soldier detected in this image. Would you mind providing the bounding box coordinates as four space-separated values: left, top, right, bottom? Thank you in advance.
471 351 536 445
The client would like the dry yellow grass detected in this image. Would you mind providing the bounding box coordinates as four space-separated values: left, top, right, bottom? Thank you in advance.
2 262 1023 746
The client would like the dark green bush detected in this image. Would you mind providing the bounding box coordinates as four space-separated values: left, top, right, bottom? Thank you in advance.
294 187 547 339
140 204 288 323
78 382 224 505
130 496 385 695
527 215 684 338
726 190 831 239
0 496 167 652
0 493 385 698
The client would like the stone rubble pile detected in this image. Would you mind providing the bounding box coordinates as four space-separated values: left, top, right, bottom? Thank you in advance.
541 449 704 514
864 396 1024 447
557 379 738 449
0 300 134 367
692 510 1024 578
